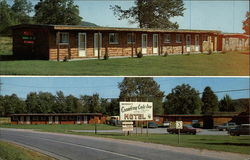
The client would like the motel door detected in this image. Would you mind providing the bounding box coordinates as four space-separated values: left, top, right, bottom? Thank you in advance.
214 36 217 52
78 33 87 57
26 116 30 124
20 116 24 124
153 34 158 54
141 34 147 54
195 35 200 52
55 116 59 124
83 116 88 124
49 116 53 124
94 33 102 57
77 116 81 124
186 34 191 52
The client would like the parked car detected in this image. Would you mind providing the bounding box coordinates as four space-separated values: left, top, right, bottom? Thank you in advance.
229 124 250 136
167 125 197 135
109 119 122 126
148 121 158 128
217 122 237 131
163 121 170 128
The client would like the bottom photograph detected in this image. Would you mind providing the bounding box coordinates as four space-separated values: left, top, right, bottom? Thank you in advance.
0 77 249 160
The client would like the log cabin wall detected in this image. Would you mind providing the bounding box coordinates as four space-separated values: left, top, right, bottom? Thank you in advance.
13 24 248 61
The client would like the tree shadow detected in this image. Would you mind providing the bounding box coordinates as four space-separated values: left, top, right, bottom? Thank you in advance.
205 142 250 146
0 55 47 61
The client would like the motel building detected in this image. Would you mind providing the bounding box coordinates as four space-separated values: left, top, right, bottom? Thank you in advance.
10 113 105 125
11 24 248 61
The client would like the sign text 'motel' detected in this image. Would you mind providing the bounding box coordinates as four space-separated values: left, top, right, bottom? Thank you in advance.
119 102 153 121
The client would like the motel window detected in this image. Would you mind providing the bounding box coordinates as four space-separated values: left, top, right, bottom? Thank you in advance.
127 33 135 44
203 35 208 41
13 116 18 121
32 116 39 121
109 33 119 44
176 34 182 43
164 34 171 43
69 116 75 121
59 32 69 44
40 116 46 121
61 116 68 120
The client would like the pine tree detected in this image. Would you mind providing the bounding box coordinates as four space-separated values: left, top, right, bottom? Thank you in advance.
201 87 219 114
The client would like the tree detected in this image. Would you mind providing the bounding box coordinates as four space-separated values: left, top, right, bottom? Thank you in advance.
118 77 164 114
80 94 102 113
109 99 119 116
1 94 26 116
65 95 83 113
163 84 201 114
0 0 16 33
11 0 33 24
242 11 250 35
54 91 67 113
34 0 82 25
219 95 235 112
110 0 185 29
201 87 219 114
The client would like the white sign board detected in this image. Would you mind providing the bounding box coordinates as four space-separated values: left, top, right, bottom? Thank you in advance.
122 122 133 132
176 121 183 129
120 102 153 121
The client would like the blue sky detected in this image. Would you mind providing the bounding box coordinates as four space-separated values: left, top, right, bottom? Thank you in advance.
1 77 249 100
76 0 248 33
7 0 249 33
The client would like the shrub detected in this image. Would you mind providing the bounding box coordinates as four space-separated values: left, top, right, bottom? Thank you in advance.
221 51 226 54
104 53 109 60
63 56 68 62
208 49 212 55
137 51 143 58
163 51 168 57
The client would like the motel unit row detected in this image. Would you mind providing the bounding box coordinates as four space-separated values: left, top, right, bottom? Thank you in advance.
12 24 249 61
10 111 249 127
10 113 105 125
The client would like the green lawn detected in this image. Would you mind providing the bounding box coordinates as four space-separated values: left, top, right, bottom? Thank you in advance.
1 124 250 155
82 133 250 155
0 52 249 76
0 140 55 160
0 124 120 132
0 36 12 55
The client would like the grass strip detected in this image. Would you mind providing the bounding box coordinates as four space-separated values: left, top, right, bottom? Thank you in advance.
0 140 55 160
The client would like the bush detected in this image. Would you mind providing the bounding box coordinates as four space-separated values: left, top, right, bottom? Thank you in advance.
104 53 109 60
137 51 143 58
63 56 68 62
163 52 168 57
208 49 212 55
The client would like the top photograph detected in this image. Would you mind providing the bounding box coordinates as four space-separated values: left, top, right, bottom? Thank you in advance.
0 0 249 76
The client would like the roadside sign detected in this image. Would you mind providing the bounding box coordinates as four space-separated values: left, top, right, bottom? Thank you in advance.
119 102 153 121
122 121 133 132
176 121 183 129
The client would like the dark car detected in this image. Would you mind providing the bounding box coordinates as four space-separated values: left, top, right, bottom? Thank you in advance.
148 121 158 128
217 122 237 131
167 125 197 135
229 124 250 136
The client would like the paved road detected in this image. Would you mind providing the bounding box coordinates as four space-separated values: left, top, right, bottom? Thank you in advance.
0 128 246 160
71 128 229 135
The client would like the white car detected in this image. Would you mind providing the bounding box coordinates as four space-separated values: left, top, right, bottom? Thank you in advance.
163 121 170 127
